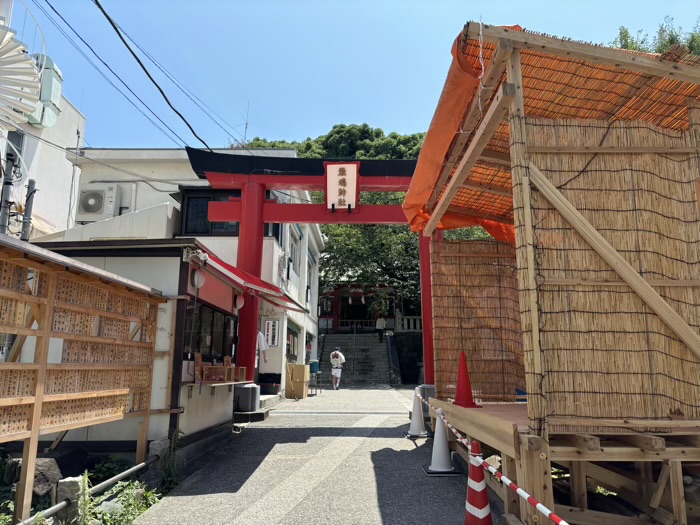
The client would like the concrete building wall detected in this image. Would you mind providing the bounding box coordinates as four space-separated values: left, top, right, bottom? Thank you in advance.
1 96 86 236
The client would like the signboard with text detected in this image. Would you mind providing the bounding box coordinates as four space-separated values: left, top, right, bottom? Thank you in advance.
325 161 359 210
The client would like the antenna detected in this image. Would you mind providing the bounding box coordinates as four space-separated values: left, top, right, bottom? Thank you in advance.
243 101 250 144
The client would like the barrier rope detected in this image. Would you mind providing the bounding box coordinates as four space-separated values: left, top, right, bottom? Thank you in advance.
415 393 569 525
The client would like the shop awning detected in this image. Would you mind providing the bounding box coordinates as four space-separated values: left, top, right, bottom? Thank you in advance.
204 252 307 313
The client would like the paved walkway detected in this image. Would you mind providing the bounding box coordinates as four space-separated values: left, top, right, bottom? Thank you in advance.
136 386 468 525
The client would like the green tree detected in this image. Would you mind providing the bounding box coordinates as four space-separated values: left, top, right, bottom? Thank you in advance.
612 16 700 54
236 124 488 313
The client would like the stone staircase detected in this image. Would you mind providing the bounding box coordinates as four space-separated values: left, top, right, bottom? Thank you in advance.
320 333 391 384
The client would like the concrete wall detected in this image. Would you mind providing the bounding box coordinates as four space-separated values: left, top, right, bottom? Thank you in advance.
2 96 86 236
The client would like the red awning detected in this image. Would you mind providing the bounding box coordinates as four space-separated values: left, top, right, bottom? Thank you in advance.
204 253 307 313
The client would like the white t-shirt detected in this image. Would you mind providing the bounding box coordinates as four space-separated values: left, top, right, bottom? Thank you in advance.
256 331 268 368
376 318 386 330
330 351 345 368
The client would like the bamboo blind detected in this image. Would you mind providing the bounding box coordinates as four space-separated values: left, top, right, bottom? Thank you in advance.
522 117 700 431
0 250 160 442
431 240 525 402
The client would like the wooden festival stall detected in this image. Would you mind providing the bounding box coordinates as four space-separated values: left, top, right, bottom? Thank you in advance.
0 236 163 520
405 23 700 525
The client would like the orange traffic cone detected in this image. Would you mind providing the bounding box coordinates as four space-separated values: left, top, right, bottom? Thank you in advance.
454 352 481 408
465 441 492 525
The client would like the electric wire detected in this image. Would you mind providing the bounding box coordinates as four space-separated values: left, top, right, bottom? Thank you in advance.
91 0 213 152
115 24 246 146
28 0 183 147
37 0 188 147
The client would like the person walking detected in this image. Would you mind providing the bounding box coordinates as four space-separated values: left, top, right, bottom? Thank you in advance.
375 315 386 342
330 347 345 390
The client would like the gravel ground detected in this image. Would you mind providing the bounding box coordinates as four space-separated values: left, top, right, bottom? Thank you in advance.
135 386 470 525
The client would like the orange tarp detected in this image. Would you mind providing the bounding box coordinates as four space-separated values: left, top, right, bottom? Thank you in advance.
403 33 516 243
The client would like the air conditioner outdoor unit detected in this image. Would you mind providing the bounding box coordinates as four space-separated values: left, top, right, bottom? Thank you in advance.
75 183 121 223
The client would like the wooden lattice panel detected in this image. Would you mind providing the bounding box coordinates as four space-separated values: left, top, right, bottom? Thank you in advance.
0 298 31 328
61 341 152 365
52 307 98 336
55 277 108 310
100 317 130 339
0 261 28 292
40 394 130 429
0 369 36 398
120 295 154 320
130 389 150 412
45 369 150 395
0 405 31 435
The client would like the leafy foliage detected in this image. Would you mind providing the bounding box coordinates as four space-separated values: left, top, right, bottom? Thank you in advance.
94 481 160 525
240 124 489 313
612 16 700 54
90 457 132 485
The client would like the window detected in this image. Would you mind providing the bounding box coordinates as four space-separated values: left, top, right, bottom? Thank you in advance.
289 231 301 275
6 131 24 167
181 189 240 236
184 303 236 360
264 223 282 245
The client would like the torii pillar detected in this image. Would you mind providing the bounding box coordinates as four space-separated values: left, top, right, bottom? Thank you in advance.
237 181 265 381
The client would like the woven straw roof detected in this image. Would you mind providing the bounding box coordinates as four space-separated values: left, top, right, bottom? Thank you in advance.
405 24 700 240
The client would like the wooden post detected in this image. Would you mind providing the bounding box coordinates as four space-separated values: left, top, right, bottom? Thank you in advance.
519 439 554 525
507 49 545 434
669 460 688 525
15 273 56 521
503 454 521 517
136 321 156 463
570 461 588 509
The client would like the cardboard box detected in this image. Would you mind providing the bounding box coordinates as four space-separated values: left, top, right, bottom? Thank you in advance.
285 380 309 399
289 364 310 382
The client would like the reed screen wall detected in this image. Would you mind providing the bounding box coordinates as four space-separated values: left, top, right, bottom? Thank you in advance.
431 239 525 402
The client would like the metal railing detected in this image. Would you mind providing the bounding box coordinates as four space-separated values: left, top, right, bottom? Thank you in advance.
386 335 401 385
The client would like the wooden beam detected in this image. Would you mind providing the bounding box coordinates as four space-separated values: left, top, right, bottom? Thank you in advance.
669 460 688 525
15 273 56 521
544 278 700 287
528 162 700 361
427 39 514 210
635 461 654 500
519 440 554 523
508 50 545 432
570 462 588 509
553 505 643 525
460 180 512 197
551 445 700 462
616 434 666 452
502 454 521 517
529 146 699 154
548 417 700 430
650 461 671 509
481 149 511 166
429 399 519 458
424 81 515 235
464 23 700 85
571 434 601 451
446 206 514 225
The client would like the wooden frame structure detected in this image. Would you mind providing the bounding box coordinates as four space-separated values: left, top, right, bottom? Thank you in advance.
0 236 163 520
410 23 700 525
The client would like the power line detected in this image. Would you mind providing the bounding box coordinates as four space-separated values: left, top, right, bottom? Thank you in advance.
28 0 183 147
39 0 188 146
116 24 246 145
91 0 213 152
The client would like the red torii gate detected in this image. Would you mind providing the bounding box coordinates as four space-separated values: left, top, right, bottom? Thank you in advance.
186 147 437 385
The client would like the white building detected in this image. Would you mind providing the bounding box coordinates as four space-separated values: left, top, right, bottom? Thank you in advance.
1 94 86 237
35 148 324 446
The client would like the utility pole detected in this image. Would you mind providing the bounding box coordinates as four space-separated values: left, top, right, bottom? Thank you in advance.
0 151 16 235
20 179 36 241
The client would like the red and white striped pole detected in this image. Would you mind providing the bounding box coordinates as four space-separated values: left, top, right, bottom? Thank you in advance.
465 441 492 525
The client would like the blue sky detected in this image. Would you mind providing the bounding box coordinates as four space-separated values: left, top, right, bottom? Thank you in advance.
17 0 700 148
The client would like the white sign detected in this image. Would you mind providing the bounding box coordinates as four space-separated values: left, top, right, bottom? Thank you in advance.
325 162 359 210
